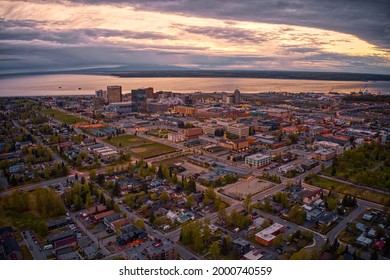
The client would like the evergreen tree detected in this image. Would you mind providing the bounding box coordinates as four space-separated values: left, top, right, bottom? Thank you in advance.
157 165 164 179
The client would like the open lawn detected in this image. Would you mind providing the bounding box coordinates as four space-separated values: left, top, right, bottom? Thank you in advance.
305 175 390 206
130 142 176 159
42 108 86 124
323 142 390 191
104 135 151 147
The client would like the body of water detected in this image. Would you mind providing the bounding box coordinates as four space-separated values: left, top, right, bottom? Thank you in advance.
0 74 389 96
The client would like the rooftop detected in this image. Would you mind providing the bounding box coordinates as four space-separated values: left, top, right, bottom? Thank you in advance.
245 153 271 160
255 223 285 242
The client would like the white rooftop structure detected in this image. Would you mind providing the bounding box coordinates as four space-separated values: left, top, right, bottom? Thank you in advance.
255 223 284 242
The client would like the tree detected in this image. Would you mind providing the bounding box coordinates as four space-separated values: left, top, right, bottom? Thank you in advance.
273 233 284 249
97 173 105 185
135 218 145 229
288 204 306 225
327 198 338 211
263 198 271 213
161 163 170 179
205 188 216 201
193 234 204 253
217 205 227 225
186 194 195 209
157 165 164 179
159 191 170 203
123 193 137 209
187 179 196 193
243 194 252 213
89 170 97 181
221 235 232 255
290 248 313 260
288 134 299 144
203 224 211 246
112 182 120 197
274 192 289 208
85 193 93 209
209 241 220 259
80 176 86 185
113 203 121 212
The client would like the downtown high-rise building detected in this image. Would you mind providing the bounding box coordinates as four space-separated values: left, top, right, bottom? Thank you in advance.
107 85 122 104
234 88 241 104
131 88 147 112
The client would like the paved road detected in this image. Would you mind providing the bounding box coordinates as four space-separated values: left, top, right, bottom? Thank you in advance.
23 230 47 260
0 175 75 198
69 211 111 256
326 204 366 241
303 183 385 242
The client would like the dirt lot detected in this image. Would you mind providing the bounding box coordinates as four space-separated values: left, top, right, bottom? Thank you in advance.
221 177 274 199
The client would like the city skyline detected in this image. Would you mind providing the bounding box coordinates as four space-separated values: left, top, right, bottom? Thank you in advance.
0 0 389 75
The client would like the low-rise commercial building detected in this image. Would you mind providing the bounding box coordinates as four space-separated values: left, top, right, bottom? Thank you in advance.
312 149 336 161
245 153 271 167
174 106 196 116
219 138 248 151
184 128 203 140
255 223 285 247
106 102 133 114
227 123 249 138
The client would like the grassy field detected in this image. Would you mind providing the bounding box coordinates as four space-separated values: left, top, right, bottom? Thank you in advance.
306 175 389 205
104 135 151 147
42 108 86 124
322 143 390 191
130 142 176 159
20 245 33 260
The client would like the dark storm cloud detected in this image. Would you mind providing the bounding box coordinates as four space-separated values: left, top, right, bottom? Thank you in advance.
0 44 171 71
0 19 174 44
1 1 389 74
0 38 274 73
62 0 389 49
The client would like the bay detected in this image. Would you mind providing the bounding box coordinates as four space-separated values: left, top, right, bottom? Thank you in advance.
0 74 389 96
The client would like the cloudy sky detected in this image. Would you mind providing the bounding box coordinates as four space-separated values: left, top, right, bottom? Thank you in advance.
0 0 389 74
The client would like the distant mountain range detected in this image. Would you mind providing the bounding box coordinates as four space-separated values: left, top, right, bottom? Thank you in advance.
1 64 389 81
111 70 390 81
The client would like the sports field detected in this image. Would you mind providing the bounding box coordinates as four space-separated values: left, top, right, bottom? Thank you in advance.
42 108 86 124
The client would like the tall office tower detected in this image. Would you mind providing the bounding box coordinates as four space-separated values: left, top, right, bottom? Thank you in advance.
234 88 241 104
107 85 122 104
146 87 158 99
131 88 147 112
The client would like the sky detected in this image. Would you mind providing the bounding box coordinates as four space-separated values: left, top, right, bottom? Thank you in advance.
0 0 389 74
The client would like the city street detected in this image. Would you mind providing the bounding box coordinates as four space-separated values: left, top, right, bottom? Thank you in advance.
22 230 47 260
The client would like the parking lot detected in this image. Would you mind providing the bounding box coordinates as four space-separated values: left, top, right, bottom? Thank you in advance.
179 161 209 177
221 177 274 199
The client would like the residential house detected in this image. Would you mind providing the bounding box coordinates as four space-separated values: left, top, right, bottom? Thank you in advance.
318 212 338 226
122 237 177 260
303 189 322 205
47 218 69 231
232 238 251 257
